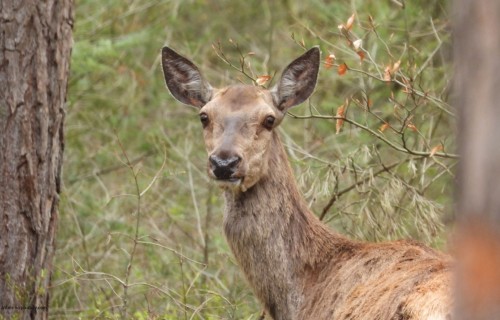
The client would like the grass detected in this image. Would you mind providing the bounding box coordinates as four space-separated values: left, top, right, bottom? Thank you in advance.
51 0 454 318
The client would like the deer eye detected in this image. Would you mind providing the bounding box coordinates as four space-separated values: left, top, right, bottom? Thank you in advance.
199 113 209 127
263 115 276 130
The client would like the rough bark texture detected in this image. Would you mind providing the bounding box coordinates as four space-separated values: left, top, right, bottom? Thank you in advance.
0 1 73 319
454 0 500 319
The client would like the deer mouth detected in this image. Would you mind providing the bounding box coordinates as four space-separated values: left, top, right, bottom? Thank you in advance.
206 158 245 189
214 176 243 188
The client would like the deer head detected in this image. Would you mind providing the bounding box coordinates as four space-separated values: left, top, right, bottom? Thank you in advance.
161 46 320 192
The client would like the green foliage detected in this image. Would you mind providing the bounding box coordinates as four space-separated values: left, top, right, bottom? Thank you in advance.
52 0 454 318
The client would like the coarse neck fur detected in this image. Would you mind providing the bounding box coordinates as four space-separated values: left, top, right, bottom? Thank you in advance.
222 132 354 320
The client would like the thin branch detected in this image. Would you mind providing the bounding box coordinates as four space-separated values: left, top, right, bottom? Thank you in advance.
68 151 154 184
415 17 443 77
140 148 167 197
212 41 256 83
346 65 455 117
135 241 206 266
319 160 404 220
287 113 459 159
114 133 142 318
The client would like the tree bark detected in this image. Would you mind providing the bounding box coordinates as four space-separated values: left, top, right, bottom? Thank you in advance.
0 1 73 319
454 0 500 319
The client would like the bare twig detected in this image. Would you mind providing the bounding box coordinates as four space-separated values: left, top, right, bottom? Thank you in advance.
320 160 405 220
212 41 256 83
347 65 455 117
68 150 154 184
287 113 459 159
114 134 141 319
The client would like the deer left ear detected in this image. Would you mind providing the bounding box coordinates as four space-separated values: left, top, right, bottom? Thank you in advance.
161 46 213 108
271 47 320 111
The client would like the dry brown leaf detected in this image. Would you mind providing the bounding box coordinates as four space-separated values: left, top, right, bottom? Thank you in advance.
325 54 336 69
368 15 375 27
367 99 373 108
255 75 271 86
391 60 401 73
430 144 444 157
383 66 391 82
407 123 418 132
379 123 390 132
357 51 365 62
346 13 356 30
338 63 348 75
336 105 346 134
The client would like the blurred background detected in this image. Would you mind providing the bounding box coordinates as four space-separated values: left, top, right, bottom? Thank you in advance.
52 0 455 318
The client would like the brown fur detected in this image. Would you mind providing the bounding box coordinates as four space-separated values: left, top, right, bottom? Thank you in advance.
161 46 453 320
223 133 452 320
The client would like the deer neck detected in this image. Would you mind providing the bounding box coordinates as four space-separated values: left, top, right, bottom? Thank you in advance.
222 132 347 319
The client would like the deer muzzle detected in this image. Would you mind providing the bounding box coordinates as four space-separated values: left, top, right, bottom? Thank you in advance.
209 154 241 181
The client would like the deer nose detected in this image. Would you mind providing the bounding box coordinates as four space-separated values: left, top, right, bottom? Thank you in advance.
209 155 241 180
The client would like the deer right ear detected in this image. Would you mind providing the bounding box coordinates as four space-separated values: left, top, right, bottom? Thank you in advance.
161 46 213 108
271 47 320 111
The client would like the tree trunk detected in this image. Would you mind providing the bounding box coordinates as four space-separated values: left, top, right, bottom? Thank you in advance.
454 0 500 319
0 1 73 319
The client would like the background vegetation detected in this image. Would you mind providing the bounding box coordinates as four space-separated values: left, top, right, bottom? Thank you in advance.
51 0 455 318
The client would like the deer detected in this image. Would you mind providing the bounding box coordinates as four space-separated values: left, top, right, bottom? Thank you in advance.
161 45 452 320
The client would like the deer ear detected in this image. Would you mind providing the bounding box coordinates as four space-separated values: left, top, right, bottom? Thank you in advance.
271 47 320 111
161 46 213 108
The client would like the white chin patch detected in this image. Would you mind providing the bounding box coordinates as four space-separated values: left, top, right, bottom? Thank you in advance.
215 178 242 190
